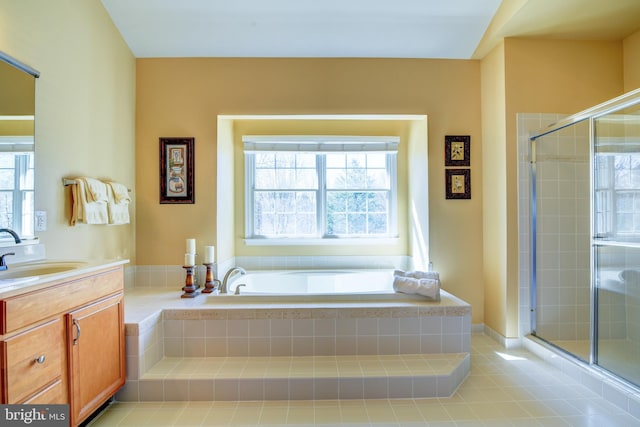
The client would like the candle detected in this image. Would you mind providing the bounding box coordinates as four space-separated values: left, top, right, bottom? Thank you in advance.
186 238 196 254
204 246 215 264
184 253 195 266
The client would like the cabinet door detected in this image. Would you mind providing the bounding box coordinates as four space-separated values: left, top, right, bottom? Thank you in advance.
67 293 125 426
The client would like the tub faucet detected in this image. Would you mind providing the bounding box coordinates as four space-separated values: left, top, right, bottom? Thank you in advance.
0 228 21 244
220 267 246 294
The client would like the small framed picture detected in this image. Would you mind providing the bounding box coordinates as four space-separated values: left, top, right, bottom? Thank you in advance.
445 135 470 167
159 137 195 204
445 169 471 199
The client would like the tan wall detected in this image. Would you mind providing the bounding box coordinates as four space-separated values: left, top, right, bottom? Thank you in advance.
480 42 508 336
0 60 34 115
0 0 136 261
624 30 640 92
498 38 623 337
0 120 34 136
136 57 485 323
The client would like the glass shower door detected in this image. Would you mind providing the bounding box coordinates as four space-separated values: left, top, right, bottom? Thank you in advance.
593 104 640 387
532 119 592 362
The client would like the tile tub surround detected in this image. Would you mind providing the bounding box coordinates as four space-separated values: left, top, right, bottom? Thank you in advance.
119 288 471 401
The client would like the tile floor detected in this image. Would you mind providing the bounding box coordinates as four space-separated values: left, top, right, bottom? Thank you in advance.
87 334 640 426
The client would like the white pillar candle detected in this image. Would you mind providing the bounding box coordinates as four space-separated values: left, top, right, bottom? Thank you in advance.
184 253 195 266
186 238 196 254
204 246 215 264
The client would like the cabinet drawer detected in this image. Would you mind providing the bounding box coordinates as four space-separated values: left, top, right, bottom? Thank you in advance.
4 318 64 403
22 379 65 404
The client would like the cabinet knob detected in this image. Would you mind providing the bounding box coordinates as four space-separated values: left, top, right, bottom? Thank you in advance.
34 355 46 364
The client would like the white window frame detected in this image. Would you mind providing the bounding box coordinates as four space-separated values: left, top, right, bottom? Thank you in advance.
244 135 399 244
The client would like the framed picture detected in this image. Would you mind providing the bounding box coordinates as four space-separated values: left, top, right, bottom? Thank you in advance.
445 169 471 199
159 137 194 204
445 135 470 167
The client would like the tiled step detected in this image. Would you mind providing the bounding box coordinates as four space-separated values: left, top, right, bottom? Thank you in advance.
126 353 470 401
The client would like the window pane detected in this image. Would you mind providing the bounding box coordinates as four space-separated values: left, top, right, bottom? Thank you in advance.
346 168 365 188
617 213 632 233
0 156 13 168
297 153 316 167
366 169 388 188
255 192 275 212
255 170 276 188
367 154 386 168
0 192 13 228
368 213 388 234
255 153 275 168
296 169 317 188
297 213 315 234
347 153 366 168
276 153 297 168
327 213 346 234
326 153 345 168
368 192 388 212
276 169 296 188
296 192 316 213
0 170 14 190
347 192 366 212
327 191 346 213
326 169 346 189
618 193 633 211
276 192 296 213
347 213 366 234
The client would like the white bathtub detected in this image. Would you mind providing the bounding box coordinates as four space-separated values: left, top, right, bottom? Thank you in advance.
228 269 395 295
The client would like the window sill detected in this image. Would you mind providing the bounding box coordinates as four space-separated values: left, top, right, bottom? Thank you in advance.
244 237 400 246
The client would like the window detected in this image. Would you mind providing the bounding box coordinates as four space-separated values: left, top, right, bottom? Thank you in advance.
244 136 398 240
0 136 35 238
595 153 640 240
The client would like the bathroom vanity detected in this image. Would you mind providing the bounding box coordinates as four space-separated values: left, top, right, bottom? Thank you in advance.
0 260 127 427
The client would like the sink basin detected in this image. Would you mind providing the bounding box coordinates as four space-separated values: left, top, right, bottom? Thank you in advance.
0 261 88 280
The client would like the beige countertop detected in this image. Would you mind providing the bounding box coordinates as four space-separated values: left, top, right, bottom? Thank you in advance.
0 258 130 298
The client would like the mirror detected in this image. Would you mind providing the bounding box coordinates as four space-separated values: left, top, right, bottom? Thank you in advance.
0 51 39 240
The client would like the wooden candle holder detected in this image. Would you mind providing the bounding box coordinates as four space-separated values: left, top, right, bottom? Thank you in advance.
181 265 199 298
201 263 221 293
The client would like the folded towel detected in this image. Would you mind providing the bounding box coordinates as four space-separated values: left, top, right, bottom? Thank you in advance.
106 182 130 225
70 178 108 225
107 181 130 204
394 269 440 281
82 177 108 203
393 275 440 301
393 276 440 300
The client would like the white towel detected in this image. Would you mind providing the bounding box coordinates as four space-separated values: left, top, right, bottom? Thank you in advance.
70 178 108 225
107 181 130 204
394 269 440 281
106 182 130 225
82 177 108 203
392 275 440 301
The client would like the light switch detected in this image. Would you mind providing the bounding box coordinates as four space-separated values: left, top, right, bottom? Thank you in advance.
35 210 47 231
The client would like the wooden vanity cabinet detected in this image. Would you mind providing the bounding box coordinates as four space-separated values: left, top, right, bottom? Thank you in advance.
0 265 126 427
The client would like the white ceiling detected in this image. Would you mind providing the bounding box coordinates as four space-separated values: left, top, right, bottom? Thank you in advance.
100 0 640 60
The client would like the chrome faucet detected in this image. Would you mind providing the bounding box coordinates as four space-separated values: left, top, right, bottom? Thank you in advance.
0 228 21 244
220 267 246 294
0 252 15 271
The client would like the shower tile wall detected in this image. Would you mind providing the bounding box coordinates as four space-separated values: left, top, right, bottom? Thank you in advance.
517 113 591 341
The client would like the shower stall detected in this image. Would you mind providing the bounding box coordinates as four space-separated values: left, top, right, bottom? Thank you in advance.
529 88 640 388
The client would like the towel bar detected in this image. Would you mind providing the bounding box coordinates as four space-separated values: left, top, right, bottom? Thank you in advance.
62 178 131 192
